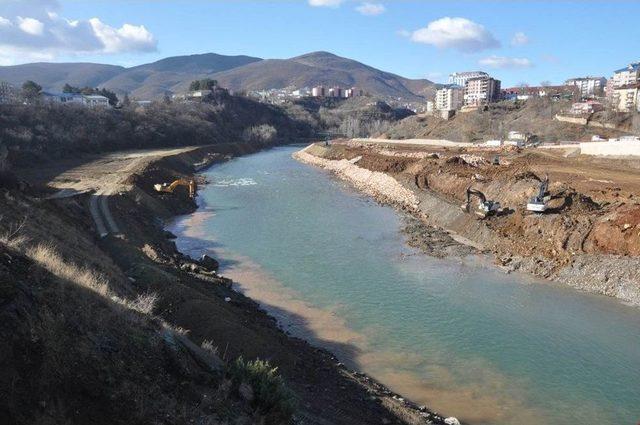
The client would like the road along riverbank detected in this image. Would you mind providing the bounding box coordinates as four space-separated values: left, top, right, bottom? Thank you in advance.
294 142 640 306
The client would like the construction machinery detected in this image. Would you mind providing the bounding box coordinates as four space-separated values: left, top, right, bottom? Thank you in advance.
461 186 501 218
154 179 196 198
527 175 550 213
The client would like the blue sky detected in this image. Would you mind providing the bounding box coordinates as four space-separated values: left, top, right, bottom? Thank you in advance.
1 1 640 87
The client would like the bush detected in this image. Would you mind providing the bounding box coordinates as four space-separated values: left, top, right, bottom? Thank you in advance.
228 356 295 423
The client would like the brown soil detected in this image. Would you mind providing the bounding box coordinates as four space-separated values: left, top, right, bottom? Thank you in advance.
1 143 451 425
308 141 640 303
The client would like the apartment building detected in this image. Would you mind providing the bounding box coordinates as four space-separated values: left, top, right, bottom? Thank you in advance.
448 71 489 87
311 86 325 97
611 63 640 88
565 76 607 98
464 77 501 106
435 85 464 111
611 84 640 112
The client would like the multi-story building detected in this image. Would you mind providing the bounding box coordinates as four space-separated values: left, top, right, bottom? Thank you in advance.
435 85 464 111
464 77 501 106
328 87 342 98
611 63 640 88
449 71 489 88
311 86 325 97
611 84 640 112
565 76 607 98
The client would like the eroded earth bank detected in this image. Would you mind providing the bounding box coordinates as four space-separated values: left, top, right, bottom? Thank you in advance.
294 141 640 305
0 143 453 425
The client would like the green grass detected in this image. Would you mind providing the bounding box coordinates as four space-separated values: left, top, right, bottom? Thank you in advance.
228 357 295 423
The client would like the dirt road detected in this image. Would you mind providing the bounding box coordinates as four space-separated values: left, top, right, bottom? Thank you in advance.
36 147 199 237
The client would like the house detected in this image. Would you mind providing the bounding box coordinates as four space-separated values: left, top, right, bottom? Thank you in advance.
82 95 110 108
570 100 604 114
501 85 577 101
311 86 325 97
42 92 85 105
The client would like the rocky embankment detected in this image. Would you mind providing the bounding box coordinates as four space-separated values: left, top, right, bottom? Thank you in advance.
295 142 640 306
0 142 454 425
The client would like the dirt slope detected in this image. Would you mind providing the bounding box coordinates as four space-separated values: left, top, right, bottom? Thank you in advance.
301 141 640 305
1 144 451 425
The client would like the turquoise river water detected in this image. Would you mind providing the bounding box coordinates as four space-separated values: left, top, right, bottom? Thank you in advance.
170 145 640 425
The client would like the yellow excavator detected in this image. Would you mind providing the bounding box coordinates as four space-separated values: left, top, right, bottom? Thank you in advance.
154 179 196 198
461 186 501 219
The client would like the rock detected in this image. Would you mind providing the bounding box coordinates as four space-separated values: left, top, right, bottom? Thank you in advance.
199 254 219 271
418 405 427 412
238 382 254 402
224 297 231 302
163 230 177 239
444 417 461 425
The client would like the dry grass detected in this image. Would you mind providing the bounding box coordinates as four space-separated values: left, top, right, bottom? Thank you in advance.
27 243 111 297
127 292 159 315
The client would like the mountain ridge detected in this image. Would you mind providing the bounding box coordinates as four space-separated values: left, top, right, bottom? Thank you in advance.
0 51 434 100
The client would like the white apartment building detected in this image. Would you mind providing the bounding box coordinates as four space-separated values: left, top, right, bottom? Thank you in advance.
611 63 640 88
611 85 640 112
311 86 325 97
435 85 464 111
463 77 501 106
565 76 607 98
449 71 489 88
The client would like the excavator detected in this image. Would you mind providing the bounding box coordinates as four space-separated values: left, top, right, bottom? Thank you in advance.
461 186 501 218
154 179 196 198
526 175 549 213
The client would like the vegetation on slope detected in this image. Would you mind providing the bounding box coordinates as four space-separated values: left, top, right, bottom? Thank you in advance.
385 98 637 143
0 89 312 166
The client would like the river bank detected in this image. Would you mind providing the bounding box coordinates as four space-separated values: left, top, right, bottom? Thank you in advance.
293 142 640 306
1 142 454 424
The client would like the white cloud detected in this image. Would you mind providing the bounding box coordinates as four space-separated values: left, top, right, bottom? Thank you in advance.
479 55 533 68
308 0 344 7
0 0 157 64
356 2 385 16
511 31 529 46
17 17 44 35
89 18 156 53
410 17 500 52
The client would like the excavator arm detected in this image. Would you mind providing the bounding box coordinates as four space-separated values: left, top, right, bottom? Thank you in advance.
154 179 196 198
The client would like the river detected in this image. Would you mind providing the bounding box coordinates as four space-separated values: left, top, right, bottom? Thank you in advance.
169 145 640 425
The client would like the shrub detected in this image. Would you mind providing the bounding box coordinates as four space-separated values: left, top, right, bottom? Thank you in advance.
228 356 295 423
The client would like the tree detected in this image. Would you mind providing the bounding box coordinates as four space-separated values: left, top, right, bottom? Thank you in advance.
63 83 81 93
189 78 217 91
122 93 131 107
98 88 118 106
21 80 42 101
540 80 552 87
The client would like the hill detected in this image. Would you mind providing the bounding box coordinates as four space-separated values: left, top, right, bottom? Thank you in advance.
211 51 435 100
100 53 262 99
0 62 125 93
384 98 630 143
0 51 434 100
